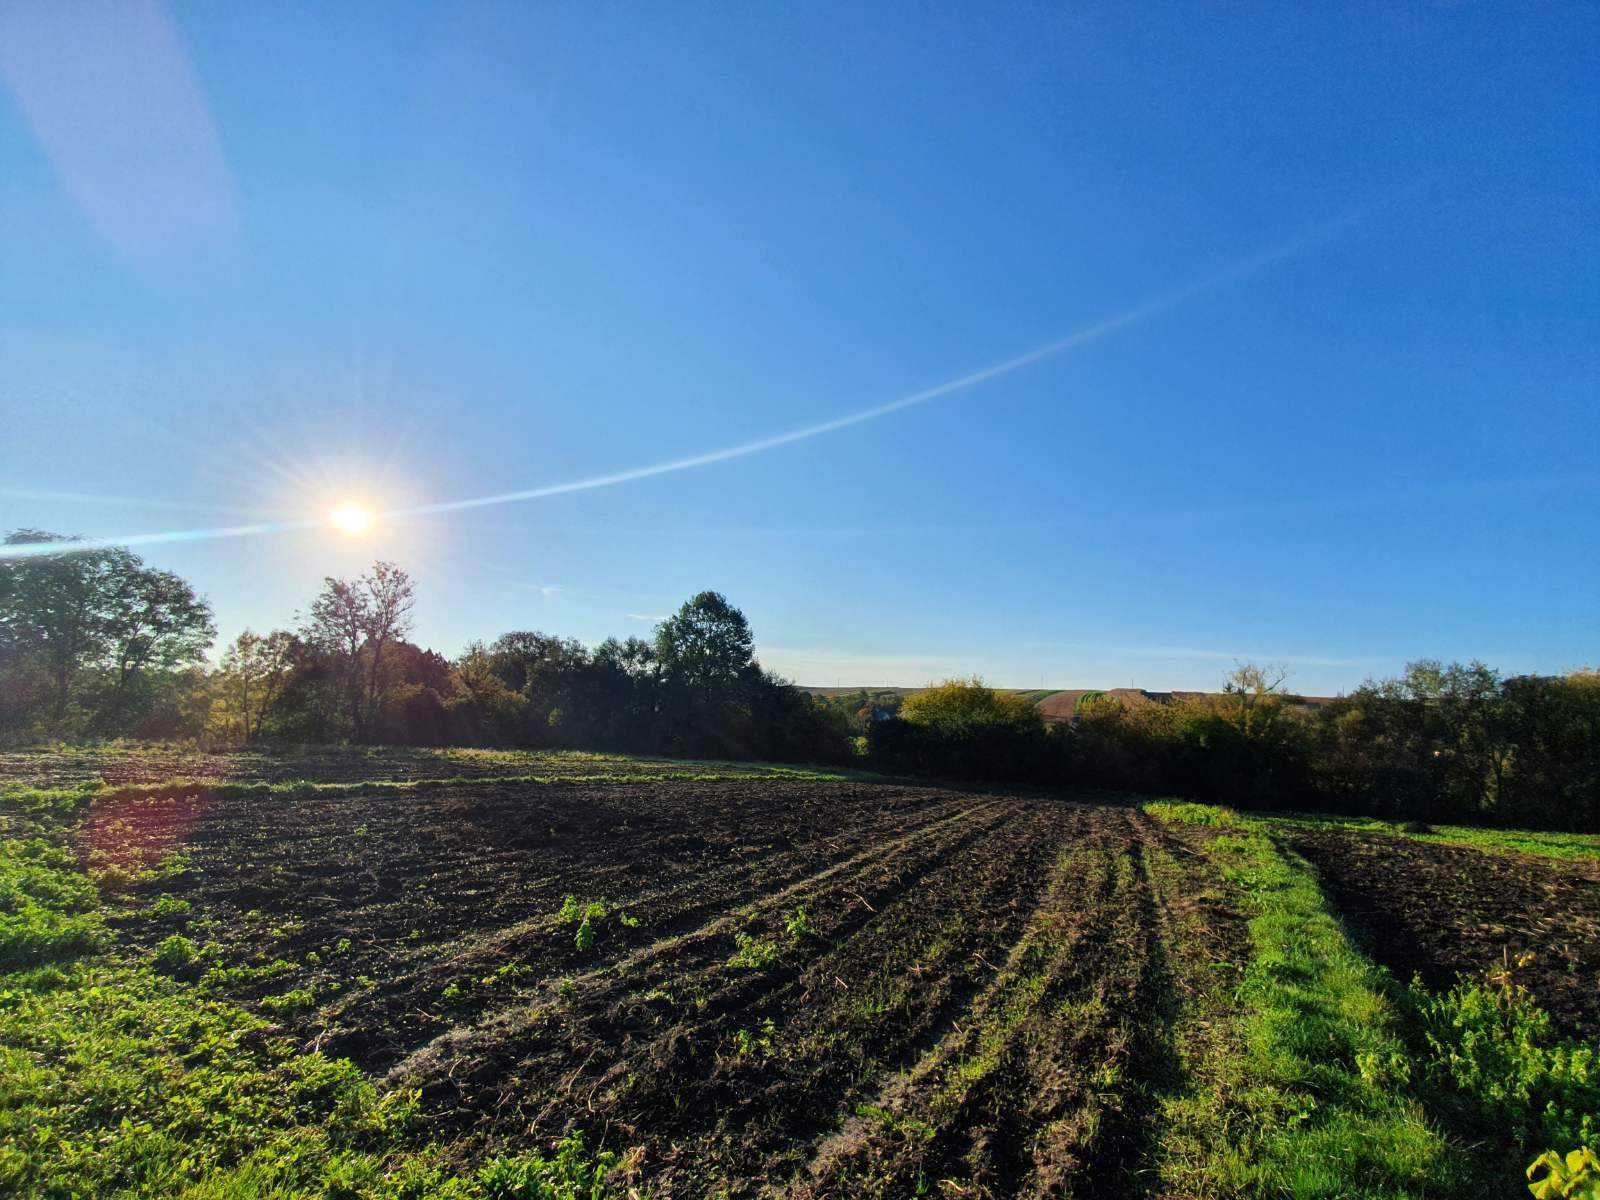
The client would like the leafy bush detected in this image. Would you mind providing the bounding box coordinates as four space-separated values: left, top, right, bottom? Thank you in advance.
1409 956 1599 1152
1529 1148 1600 1199
150 893 192 920
152 933 198 972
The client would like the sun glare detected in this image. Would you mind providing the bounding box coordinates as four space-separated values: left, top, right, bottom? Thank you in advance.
329 502 375 537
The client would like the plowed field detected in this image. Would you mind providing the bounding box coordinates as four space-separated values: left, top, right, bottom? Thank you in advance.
10 750 1593 1198
83 774 1228 1197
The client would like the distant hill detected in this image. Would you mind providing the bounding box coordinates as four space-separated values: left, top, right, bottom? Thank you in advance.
805 684 1337 723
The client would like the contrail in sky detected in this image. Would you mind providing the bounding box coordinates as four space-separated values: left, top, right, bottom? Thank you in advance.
0 205 1378 561
392 208 1361 520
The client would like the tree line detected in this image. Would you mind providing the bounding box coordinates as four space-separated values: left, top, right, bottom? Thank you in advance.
2 529 1595 831
861 665 1600 833
0 531 846 764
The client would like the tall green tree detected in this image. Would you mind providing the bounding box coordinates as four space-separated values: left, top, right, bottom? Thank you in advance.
653 591 753 700
0 530 214 734
212 629 297 743
652 591 756 753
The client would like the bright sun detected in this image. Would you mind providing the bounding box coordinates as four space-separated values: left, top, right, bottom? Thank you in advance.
329 502 375 537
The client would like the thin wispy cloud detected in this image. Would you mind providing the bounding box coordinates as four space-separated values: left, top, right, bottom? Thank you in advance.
626 613 668 622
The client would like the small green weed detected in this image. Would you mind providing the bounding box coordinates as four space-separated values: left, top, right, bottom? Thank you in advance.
260 986 316 1017
728 931 781 970
855 1103 935 1144
574 917 596 952
733 1017 778 1059
149 893 192 921
785 906 814 941
152 933 197 972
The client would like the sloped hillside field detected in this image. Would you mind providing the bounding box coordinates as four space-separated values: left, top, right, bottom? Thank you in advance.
3 749 1597 1198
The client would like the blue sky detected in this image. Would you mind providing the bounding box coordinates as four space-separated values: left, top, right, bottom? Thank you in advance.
1 2 1595 693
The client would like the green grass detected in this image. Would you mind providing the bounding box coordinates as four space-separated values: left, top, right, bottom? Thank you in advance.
0 799 642 1198
1145 801 1455 1198
1148 800 1600 1196
1143 800 1240 828
1259 810 1600 863
0 838 109 968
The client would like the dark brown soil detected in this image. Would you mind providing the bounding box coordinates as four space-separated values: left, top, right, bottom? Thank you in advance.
1292 829 1600 1041
75 772 1237 1198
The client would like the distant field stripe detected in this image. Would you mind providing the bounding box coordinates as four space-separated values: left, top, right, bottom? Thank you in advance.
1261 810 1600 863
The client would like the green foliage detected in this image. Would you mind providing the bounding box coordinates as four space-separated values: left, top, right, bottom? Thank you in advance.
854 1103 935 1145
728 931 781 970
0 963 404 1197
259 986 317 1017
784 905 813 941
1406 955 1599 1153
733 1018 777 1059
870 677 1062 782
555 897 611 952
574 918 596 952
0 530 216 740
467 1133 626 1200
1142 800 1240 827
153 933 199 972
1529 1148 1600 1200
150 893 193 920
1266 810 1600 863
0 798 642 1199
898 678 1042 735
653 592 754 701
0 838 109 969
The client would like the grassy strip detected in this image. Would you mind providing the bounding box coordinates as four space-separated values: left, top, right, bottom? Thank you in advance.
1260 810 1600 863
0 809 643 1198
1143 800 1241 828
1145 801 1454 1198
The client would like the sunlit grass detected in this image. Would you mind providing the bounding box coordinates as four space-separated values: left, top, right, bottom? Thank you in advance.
1144 801 1456 1197
1261 810 1600 863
